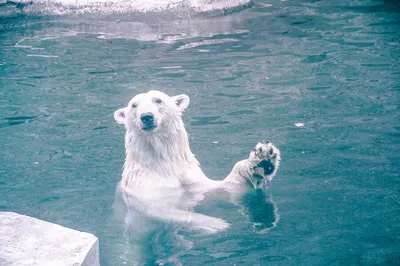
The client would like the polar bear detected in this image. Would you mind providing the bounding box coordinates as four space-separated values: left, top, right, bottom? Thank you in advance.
113 90 280 235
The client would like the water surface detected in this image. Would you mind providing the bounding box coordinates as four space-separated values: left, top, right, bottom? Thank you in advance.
1 0 399 265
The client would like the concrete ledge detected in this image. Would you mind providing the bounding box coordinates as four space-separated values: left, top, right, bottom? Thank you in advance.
0 212 99 266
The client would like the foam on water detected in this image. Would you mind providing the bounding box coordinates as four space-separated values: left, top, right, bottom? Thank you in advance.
5 0 253 14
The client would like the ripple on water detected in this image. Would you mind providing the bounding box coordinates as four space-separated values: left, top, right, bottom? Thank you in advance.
301 52 328 64
227 110 258 116
190 116 229 126
214 92 243 98
176 38 240 50
0 116 38 128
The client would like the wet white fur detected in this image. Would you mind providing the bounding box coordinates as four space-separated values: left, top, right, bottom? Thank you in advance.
114 90 280 234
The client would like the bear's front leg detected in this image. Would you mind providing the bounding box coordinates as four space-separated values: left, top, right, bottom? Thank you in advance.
223 141 281 189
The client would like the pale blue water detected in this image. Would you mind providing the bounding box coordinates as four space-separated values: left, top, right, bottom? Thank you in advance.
1 0 400 265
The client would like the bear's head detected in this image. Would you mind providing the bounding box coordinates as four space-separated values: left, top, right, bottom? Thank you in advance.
114 90 190 134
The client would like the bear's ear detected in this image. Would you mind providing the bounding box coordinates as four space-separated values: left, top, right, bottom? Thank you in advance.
172 94 190 111
114 108 126 125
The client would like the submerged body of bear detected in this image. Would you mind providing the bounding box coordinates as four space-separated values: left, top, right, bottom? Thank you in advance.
113 90 281 234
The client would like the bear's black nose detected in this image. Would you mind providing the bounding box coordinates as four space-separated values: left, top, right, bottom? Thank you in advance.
141 113 154 124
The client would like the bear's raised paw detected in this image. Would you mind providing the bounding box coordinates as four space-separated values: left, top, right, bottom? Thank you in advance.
249 141 281 183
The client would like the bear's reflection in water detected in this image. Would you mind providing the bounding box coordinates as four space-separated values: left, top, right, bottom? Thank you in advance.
112 184 278 265
238 189 279 234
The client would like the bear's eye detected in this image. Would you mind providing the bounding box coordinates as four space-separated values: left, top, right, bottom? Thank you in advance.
155 99 162 104
131 103 137 108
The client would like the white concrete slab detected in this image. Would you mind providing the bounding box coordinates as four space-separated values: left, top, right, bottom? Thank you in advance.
0 212 99 266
